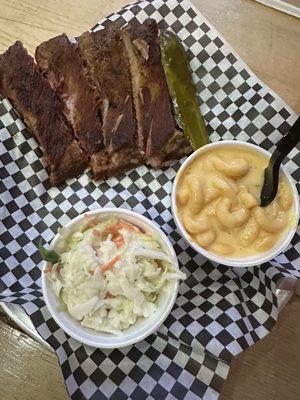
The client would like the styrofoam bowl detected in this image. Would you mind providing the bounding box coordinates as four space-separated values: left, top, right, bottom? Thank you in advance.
171 140 299 268
42 208 179 348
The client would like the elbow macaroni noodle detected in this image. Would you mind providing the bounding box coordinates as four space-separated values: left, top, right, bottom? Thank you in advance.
176 146 296 257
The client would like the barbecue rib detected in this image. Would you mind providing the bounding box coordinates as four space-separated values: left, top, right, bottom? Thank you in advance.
0 41 87 186
77 23 141 177
35 34 108 179
122 19 191 167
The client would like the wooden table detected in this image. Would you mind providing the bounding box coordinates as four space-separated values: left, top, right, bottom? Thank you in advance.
0 0 299 399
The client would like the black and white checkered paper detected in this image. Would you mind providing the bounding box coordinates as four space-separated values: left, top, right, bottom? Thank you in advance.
0 0 299 399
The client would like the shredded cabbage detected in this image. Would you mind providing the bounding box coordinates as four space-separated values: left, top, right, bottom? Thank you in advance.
46 218 186 334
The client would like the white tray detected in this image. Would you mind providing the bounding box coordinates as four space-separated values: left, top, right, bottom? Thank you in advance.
254 0 300 18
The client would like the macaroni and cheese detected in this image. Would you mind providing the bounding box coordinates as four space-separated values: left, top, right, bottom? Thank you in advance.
176 146 296 257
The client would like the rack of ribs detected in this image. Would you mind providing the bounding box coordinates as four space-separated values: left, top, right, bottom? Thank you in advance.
0 41 87 186
0 19 192 186
77 23 142 178
35 34 108 179
122 18 191 168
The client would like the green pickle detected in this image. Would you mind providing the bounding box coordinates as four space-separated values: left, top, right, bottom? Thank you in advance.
160 30 209 150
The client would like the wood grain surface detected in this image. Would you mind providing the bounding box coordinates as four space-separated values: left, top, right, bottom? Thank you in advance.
193 0 300 113
0 0 299 399
0 313 65 400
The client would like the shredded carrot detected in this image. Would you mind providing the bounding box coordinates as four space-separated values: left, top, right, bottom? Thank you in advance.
105 220 141 236
119 220 141 233
100 254 120 272
44 264 52 273
104 220 141 250
112 235 124 248
104 225 120 236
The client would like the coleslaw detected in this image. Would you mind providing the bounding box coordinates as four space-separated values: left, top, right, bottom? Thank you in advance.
43 217 186 334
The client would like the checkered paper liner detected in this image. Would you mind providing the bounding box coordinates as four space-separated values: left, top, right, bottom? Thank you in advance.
0 0 299 398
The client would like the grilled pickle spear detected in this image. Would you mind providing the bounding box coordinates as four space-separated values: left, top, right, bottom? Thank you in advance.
160 31 209 150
